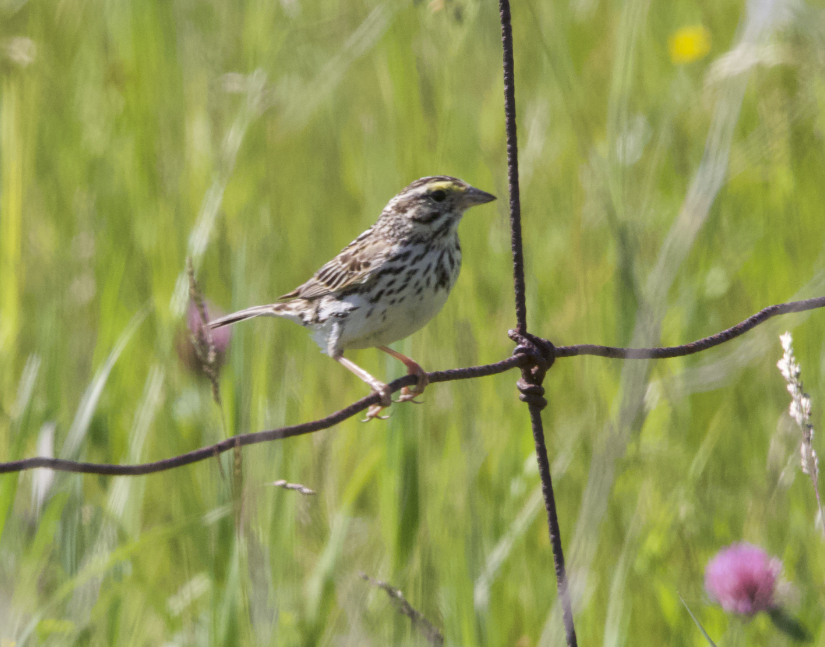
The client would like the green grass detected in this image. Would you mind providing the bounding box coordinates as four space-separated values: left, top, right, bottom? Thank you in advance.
2 0 825 645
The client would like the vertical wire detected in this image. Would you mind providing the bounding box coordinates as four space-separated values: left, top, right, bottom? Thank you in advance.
498 2 578 644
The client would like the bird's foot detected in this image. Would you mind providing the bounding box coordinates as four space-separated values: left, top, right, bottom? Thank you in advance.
377 346 430 406
361 383 393 422
394 367 429 404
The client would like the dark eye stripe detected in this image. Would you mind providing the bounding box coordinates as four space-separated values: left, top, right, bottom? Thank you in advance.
417 211 441 224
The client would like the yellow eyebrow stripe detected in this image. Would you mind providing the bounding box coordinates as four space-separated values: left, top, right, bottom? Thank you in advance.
426 181 464 193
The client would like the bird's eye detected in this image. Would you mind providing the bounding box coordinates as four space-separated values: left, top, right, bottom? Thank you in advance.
430 190 448 202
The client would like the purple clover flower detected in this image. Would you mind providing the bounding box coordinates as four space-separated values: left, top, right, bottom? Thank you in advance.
705 543 781 616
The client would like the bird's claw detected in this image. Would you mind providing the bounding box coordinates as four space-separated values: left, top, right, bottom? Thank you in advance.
361 386 393 422
395 386 425 404
395 370 428 404
359 359 429 419
361 405 390 422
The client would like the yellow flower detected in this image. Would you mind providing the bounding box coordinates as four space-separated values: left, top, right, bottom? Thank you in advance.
669 25 711 64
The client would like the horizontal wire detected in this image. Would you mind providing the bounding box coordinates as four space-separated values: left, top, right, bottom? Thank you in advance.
0 296 823 476
0 355 528 476
555 296 825 359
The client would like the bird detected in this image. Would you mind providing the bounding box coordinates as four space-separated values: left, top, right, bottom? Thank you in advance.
208 176 496 420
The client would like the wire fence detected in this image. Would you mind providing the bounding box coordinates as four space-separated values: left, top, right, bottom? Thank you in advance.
1 2 825 646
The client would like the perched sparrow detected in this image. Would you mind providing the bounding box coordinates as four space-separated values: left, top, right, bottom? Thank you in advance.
209 176 496 419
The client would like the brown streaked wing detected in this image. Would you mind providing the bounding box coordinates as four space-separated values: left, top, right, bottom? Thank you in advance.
279 229 391 301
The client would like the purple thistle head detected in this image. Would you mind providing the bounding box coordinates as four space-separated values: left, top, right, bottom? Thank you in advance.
187 300 232 356
177 299 232 375
705 543 782 616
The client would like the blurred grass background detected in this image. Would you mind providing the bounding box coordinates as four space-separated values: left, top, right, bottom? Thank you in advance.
2 0 825 644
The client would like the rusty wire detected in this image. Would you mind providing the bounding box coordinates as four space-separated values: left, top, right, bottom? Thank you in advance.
497 0 577 643
4 294 824 477
555 296 825 359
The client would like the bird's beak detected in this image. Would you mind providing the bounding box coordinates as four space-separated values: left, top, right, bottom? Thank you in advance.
464 186 497 206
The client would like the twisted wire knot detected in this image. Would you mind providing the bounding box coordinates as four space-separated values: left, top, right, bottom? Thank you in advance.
508 330 555 410
515 379 548 409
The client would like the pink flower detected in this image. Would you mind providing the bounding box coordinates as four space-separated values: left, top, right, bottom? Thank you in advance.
177 299 232 374
705 543 782 616
187 300 232 356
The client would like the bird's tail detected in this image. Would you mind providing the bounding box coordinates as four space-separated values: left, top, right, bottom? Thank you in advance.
208 304 284 329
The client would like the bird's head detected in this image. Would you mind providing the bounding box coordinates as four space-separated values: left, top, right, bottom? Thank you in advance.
384 176 496 235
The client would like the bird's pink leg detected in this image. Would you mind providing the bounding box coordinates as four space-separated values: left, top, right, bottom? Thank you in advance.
377 346 429 404
335 354 392 421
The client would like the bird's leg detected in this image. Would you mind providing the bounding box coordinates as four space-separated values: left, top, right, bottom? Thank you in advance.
335 354 392 421
378 346 429 404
